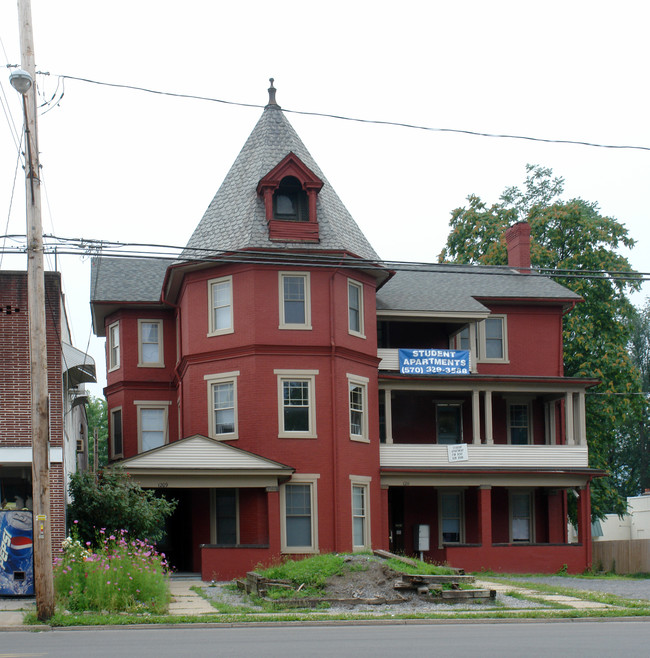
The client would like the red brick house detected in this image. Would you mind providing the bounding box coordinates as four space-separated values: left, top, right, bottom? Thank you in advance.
90 84 600 579
0 271 96 586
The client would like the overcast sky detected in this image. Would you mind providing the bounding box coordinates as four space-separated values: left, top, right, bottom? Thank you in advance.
1 0 648 397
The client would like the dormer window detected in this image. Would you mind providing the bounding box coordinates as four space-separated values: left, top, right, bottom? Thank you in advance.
274 176 308 221
257 153 324 242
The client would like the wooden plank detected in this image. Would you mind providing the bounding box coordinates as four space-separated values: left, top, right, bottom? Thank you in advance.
395 574 475 585
372 549 465 574
440 589 496 600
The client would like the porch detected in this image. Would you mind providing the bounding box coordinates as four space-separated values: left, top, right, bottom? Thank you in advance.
384 481 594 574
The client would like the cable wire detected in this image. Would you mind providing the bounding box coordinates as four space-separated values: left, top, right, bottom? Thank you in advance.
44 72 650 153
1 233 648 282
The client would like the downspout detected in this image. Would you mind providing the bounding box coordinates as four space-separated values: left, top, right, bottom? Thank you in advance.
163 296 183 440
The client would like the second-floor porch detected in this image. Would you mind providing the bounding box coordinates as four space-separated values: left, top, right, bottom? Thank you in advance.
379 363 598 470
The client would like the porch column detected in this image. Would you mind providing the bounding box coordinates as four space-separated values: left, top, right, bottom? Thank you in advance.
545 401 557 445
477 485 493 547
565 392 575 445
384 389 393 444
472 390 481 444
577 484 592 569
484 390 494 445
266 486 281 555
576 391 586 445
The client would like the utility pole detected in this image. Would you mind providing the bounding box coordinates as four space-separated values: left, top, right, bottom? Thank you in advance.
12 0 54 620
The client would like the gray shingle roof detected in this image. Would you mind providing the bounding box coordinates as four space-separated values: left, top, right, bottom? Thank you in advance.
377 266 581 314
90 257 170 302
181 104 379 261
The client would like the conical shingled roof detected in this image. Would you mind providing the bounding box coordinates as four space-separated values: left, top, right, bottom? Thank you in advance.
181 102 379 261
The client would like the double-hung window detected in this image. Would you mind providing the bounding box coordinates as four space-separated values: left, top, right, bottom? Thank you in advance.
279 272 311 329
508 402 531 445
205 371 239 439
439 492 464 544
350 477 371 550
138 320 163 367
135 401 170 452
276 370 317 438
348 374 369 442
208 276 233 336
213 488 238 546
511 491 533 543
478 315 508 362
281 476 319 553
108 321 120 371
347 279 364 337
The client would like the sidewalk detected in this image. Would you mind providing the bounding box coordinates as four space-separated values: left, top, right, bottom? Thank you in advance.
0 595 35 630
168 576 216 616
474 579 616 611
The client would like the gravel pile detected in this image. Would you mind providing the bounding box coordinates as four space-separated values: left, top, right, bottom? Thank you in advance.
203 555 550 613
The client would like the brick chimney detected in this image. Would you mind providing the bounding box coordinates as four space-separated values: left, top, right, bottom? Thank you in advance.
505 221 531 273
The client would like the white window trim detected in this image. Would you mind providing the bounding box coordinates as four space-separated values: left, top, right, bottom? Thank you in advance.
477 315 509 363
207 275 234 337
509 490 535 543
110 406 123 459
108 321 120 372
451 324 478 373
350 476 372 551
204 371 240 440
275 369 318 439
210 488 240 545
134 400 171 453
347 373 369 443
347 278 365 338
507 399 533 445
278 271 312 330
137 319 164 368
280 474 320 554
438 489 465 547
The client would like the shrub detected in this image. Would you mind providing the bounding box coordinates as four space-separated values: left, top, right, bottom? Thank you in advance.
54 528 171 614
67 469 176 545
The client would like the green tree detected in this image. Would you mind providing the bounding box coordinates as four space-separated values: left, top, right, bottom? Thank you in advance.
612 301 650 497
439 164 645 518
86 396 108 469
67 469 177 545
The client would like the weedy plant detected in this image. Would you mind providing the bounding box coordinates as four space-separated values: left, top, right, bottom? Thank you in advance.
54 526 171 614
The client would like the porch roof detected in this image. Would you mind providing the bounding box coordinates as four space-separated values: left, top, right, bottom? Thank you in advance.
116 435 294 487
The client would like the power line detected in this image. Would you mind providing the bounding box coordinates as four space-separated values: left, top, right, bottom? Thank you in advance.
1 233 649 282
41 72 650 153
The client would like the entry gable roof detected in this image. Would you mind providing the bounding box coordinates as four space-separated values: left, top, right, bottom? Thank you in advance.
117 434 294 475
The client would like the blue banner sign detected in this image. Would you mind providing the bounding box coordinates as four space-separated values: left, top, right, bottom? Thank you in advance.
398 349 470 375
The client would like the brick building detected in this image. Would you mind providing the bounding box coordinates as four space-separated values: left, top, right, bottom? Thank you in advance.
90 84 600 579
0 270 96 570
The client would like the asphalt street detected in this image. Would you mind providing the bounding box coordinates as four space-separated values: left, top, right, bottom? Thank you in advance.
1 622 649 657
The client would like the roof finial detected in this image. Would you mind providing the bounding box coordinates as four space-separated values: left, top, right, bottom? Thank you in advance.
267 78 279 107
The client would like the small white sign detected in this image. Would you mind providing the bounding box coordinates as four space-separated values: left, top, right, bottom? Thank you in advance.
447 444 469 462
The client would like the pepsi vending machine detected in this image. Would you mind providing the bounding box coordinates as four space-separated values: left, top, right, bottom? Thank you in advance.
0 510 34 595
